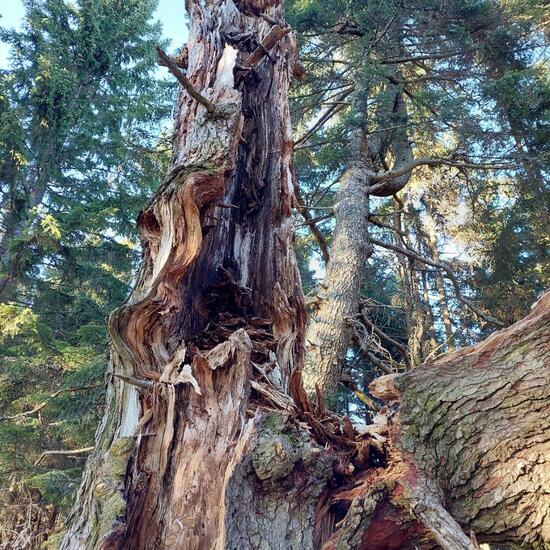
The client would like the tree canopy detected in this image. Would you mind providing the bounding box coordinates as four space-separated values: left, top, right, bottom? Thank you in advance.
0 0 174 544
0 0 548 548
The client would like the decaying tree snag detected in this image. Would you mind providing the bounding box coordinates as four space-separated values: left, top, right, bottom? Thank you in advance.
61 1 315 548
63 286 550 549
60 1 550 548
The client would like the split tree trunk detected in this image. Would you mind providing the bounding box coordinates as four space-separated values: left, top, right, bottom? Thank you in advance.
60 2 325 548
60 3 550 549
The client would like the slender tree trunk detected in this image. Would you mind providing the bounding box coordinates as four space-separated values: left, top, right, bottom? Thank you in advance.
392 210 426 368
419 269 438 358
0 91 65 299
422 200 454 350
302 127 372 398
407 266 427 367
410 206 439 359
0 181 47 298
301 77 414 397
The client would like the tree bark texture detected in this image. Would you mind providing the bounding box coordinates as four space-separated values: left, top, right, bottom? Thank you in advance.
302 77 415 398
302 127 372 399
341 290 550 550
61 2 321 548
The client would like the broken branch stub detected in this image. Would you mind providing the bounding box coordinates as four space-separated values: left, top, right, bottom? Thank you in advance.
156 46 217 114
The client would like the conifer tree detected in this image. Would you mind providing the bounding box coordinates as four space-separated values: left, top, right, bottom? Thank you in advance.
0 1 173 545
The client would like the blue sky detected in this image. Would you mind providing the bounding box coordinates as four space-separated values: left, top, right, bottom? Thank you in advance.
0 0 189 69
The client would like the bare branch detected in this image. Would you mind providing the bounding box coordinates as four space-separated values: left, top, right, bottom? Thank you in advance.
114 373 154 390
35 446 94 466
340 372 380 410
369 215 407 237
294 88 353 147
259 12 279 26
410 491 477 550
244 25 292 68
368 7 401 51
157 46 217 114
370 157 513 196
370 237 505 326
0 384 101 422
351 320 395 375
293 181 330 264
293 213 333 228
360 307 411 369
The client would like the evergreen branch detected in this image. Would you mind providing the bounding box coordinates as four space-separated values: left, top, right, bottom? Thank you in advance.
0 384 102 422
380 51 466 65
370 237 505 327
369 157 514 195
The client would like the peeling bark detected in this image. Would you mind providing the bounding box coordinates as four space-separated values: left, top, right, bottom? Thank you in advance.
61 2 315 548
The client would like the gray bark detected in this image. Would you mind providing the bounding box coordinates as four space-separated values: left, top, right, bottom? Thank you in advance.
302 126 372 398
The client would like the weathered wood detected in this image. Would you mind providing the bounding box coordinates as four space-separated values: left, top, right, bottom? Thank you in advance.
392 291 550 547
156 46 217 113
61 2 315 548
335 290 550 549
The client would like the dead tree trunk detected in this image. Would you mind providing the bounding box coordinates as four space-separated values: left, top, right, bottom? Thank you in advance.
60 2 327 548
60 3 550 549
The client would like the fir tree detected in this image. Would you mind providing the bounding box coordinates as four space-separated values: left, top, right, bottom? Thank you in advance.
0 1 173 545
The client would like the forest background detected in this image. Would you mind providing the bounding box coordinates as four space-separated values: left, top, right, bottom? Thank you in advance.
0 0 548 547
